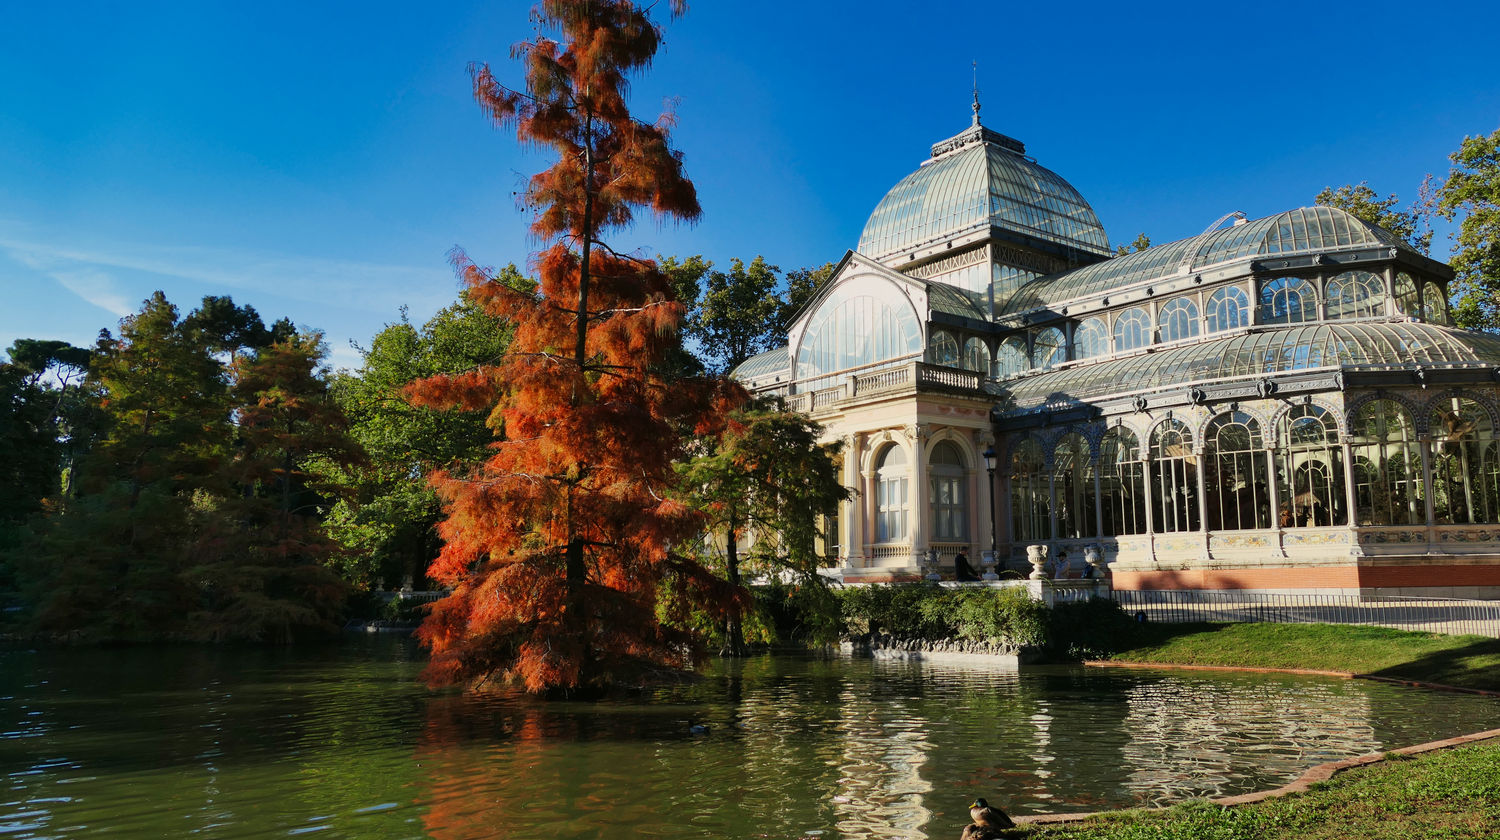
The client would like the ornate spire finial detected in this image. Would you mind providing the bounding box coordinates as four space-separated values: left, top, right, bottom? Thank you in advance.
972 60 981 126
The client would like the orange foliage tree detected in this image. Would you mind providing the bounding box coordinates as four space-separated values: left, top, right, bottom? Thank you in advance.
409 0 744 693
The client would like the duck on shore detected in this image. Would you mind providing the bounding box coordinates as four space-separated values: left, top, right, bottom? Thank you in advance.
962 797 1015 838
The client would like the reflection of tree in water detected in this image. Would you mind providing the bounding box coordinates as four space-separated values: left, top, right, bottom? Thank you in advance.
1118 675 1375 806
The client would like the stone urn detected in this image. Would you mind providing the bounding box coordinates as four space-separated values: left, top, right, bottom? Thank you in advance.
1027 544 1048 580
1084 545 1105 579
980 550 999 581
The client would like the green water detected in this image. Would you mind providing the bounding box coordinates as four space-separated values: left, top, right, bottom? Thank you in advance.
3 637 1497 839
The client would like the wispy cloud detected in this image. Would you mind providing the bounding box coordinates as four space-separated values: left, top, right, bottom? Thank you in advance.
0 227 455 318
49 268 135 316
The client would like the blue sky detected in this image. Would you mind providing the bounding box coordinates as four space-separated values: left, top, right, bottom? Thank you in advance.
3 1 1498 371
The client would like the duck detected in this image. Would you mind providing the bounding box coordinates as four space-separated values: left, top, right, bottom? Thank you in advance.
969 798 1015 831
960 824 1001 840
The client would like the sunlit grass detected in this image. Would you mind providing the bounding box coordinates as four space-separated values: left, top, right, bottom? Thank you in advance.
1104 621 1500 692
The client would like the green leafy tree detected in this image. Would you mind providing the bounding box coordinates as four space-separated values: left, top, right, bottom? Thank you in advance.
1315 182 1432 254
1114 233 1152 256
321 282 522 588
675 399 847 655
694 255 782 374
1433 129 1500 329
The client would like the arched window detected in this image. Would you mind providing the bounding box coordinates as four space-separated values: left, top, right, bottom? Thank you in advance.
1205 285 1250 333
875 445 909 542
1113 307 1152 353
928 330 960 367
1204 412 1271 531
1100 427 1147 535
1259 277 1317 324
1326 271 1386 320
1394 273 1419 315
1278 405 1347 527
1421 281 1449 325
962 337 991 375
1430 397 1499 524
1033 327 1067 370
1053 433 1096 539
1350 400 1423 526
795 279 923 390
929 441 968 542
994 337 1029 379
1158 297 1200 343
1009 437 1048 542
1073 317 1108 360
1150 418 1199 532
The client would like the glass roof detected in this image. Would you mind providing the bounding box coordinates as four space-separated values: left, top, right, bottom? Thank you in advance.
857 141 1110 262
1002 207 1412 315
730 346 789 383
998 322 1500 412
927 282 988 321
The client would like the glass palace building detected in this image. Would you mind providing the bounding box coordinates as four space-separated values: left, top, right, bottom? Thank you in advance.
733 111 1500 596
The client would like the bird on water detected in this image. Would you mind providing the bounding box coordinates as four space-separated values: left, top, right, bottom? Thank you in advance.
969 797 1015 831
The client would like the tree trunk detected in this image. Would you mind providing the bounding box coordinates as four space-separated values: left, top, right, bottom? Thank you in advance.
723 516 746 656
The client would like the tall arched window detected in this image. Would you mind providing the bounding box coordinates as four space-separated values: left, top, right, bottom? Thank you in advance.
1421 281 1449 325
928 330 960 367
1394 273 1419 315
1113 307 1152 353
1350 400 1424 526
1278 405 1347 527
1204 412 1271 531
1150 418 1199 532
875 445 910 542
1033 327 1067 370
962 337 991 375
1158 297 1200 343
1205 285 1250 333
1430 397 1499 524
1053 433 1096 539
1326 271 1386 320
1259 277 1317 324
1009 437 1048 542
1073 317 1108 360
929 441 968 541
994 337 1029 379
1100 427 1147 535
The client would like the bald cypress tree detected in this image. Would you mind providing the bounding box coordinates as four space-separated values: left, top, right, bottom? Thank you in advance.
409 0 743 693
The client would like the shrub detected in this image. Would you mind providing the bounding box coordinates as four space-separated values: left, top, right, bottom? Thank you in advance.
1045 597 1139 659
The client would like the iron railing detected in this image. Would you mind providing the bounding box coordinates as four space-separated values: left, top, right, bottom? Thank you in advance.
1112 590 1500 638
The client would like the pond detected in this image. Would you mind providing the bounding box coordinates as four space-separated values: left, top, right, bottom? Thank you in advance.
3 637 1497 839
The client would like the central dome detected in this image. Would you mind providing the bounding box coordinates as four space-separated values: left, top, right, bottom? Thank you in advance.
857 124 1110 263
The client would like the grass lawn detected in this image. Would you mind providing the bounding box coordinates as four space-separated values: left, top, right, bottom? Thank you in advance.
1101 621 1500 692
1017 740 1500 839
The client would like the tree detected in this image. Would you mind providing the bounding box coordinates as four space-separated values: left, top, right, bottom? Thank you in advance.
1433 130 1500 330
1114 233 1151 256
410 0 742 694
675 399 847 655
695 255 782 374
11 293 355 643
184 333 359 642
1315 182 1432 254
320 282 523 588
655 254 712 378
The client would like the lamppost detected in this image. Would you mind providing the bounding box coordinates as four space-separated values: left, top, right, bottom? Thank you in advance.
982 445 997 578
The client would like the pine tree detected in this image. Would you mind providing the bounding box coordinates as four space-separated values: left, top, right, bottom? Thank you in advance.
409 0 742 693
